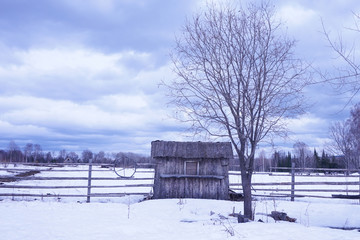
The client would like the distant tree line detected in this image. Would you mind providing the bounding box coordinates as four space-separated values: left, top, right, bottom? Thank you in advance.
0 141 152 165
269 148 342 172
230 148 344 172
0 139 353 172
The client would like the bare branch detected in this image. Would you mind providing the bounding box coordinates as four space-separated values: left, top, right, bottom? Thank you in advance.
320 15 360 103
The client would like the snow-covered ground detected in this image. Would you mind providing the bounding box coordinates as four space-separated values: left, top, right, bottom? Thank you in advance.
1 164 360 239
1 198 360 240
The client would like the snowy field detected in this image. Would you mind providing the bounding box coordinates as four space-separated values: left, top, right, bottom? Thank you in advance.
1 164 360 239
1 198 360 240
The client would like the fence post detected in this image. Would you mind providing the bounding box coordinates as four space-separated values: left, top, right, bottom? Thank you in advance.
86 159 93 203
291 162 295 201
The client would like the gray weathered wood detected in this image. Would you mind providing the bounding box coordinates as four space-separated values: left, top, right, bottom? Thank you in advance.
332 194 360 199
231 188 360 193
0 193 150 198
151 141 233 159
87 159 92 203
230 181 360 186
0 168 110 172
0 177 153 181
160 174 224 179
291 162 295 201
152 141 231 200
270 166 360 172
0 184 153 189
260 173 360 178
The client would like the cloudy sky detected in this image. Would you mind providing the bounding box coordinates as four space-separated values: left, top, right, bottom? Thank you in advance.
0 0 359 156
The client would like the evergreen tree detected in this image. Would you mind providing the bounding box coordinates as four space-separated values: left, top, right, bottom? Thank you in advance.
320 150 330 169
314 149 321 168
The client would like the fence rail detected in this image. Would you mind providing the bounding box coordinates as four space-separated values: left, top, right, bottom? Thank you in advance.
0 193 148 198
1 177 154 181
230 181 360 186
0 184 154 189
270 166 359 172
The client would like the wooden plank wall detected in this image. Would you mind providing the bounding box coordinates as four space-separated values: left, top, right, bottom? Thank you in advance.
153 157 229 200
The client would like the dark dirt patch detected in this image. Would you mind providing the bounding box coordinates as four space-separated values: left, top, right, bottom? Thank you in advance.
329 227 360 232
15 170 40 177
0 170 40 183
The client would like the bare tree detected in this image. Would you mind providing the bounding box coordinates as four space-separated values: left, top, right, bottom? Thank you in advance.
293 141 313 170
329 103 360 169
45 152 53 163
327 102 360 169
321 13 360 102
81 150 93 163
329 119 359 169
94 151 105 163
255 150 270 172
67 151 79 163
8 140 21 162
167 1 309 218
33 144 43 162
58 149 67 162
349 103 360 160
0 150 6 163
328 120 355 169
24 143 33 163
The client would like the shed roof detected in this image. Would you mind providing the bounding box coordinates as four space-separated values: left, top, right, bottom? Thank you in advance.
151 141 233 159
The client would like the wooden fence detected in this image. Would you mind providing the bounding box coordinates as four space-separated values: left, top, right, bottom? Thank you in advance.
1 163 359 202
230 166 360 200
0 162 154 202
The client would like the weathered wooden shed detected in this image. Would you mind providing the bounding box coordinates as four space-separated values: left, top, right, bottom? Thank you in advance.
151 141 233 200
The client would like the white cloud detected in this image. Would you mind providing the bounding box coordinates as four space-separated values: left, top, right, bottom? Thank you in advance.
288 113 329 137
11 48 125 75
0 47 166 101
278 4 317 28
267 113 332 153
0 95 148 131
0 120 51 138
89 94 148 112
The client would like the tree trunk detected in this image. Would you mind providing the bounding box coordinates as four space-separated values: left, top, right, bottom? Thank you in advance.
241 172 252 219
